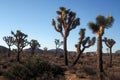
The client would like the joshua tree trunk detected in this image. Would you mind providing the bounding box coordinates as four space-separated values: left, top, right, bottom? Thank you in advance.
17 51 20 62
97 36 103 72
72 38 83 66
109 47 112 67
8 46 11 57
97 36 104 80
103 37 115 67
55 45 57 56
31 48 35 55
17 46 20 62
72 48 85 66
72 54 80 66
63 36 68 65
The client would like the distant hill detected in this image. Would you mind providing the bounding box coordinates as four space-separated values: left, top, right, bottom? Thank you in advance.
115 50 120 53
0 45 9 53
24 47 43 53
48 48 64 54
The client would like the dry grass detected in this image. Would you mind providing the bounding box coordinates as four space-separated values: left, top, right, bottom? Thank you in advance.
0 52 120 80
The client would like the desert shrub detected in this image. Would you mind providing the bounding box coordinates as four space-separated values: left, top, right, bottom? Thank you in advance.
0 68 4 76
107 71 120 80
107 68 120 80
5 63 31 80
25 56 64 77
5 56 65 80
24 56 51 77
50 65 64 76
83 66 96 75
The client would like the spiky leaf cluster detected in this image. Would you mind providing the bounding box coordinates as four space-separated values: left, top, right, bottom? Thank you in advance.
54 39 63 48
88 15 114 35
52 7 80 37
79 28 85 39
82 37 96 48
3 36 14 47
29 39 40 49
103 37 116 48
76 28 96 50
72 28 96 66
11 30 28 51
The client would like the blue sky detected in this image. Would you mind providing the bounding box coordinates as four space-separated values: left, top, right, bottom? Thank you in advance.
0 0 120 52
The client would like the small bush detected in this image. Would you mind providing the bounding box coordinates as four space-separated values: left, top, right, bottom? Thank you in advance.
5 63 31 80
5 56 65 80
0 69 4 76
83 66 96 75
50 65 64 76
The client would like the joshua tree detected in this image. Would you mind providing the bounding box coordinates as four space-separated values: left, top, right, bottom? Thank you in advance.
72 28 96 66
43 47 48 52
11 30 28 62
88 15 114 79
103 37 115 67
3 36 14 57
52 7 80 65
54 39 63 55
29 39 40 55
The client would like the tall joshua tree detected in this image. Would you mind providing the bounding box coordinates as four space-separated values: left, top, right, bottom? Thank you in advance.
54 39 63 55
88 15 114 77
103 37 115 67
11 30 28 62
72 29 96 66
29 39 40 55
52 7 80 65
3 36 14 57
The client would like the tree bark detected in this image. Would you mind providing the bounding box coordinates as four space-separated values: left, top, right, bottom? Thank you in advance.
63 36 68 65
17 46 20 62
109 47 112 67
31 48 35 55
55 45 57 56
72 46 85 66
17 51 20 62
97 36 104 80
72 52 82 66
8 46 11 57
